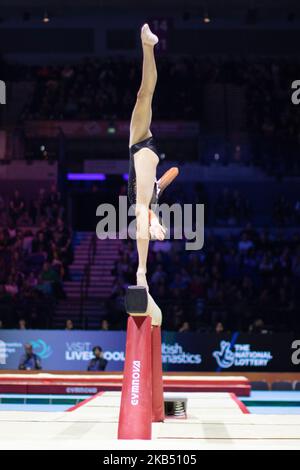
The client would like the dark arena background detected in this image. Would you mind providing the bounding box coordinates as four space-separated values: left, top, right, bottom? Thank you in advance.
0 0 300 451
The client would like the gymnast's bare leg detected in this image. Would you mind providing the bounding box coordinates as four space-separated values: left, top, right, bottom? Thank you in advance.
129 24 163 290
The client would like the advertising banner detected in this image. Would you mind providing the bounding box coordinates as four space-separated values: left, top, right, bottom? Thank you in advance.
0 330 299 372
24 121 199 139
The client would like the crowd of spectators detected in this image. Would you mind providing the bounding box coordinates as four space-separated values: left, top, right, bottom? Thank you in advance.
1 54 300 331
0 185 73 329
10 56 299 175
214 188 252 226
108 227 300 333
244 59 300 176
1 178 298 332
17 57 202 121
212 187 300 227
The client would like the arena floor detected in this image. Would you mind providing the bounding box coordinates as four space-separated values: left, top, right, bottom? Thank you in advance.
1 391 300 450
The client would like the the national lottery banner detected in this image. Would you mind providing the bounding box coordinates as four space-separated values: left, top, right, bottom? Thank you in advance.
0 330 299 372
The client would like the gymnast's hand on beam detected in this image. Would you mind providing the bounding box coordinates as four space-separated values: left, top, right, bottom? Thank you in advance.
149 210 166 241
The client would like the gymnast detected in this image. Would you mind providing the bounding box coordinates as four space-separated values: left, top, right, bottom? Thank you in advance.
128 23 179 291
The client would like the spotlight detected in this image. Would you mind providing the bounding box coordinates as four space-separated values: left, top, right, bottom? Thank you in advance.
43 11 50 23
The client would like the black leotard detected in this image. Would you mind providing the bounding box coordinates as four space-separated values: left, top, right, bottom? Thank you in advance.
128 136 161 206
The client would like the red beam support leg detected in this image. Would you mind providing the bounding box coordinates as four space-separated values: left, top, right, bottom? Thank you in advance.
151 326 165 422
118 315 152 440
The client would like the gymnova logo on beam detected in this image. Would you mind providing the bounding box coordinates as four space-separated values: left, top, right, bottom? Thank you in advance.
131 360 141 406
213 341 273 368
161 342 202 364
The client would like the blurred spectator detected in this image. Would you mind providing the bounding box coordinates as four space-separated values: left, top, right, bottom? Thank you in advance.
0 195 5 224
294 200 300 225
248 318 269 334
87 346 108 371
18 343 42 370
178 321 190 332
18 319 27 330
65 319 74 330
215 322 225 334
150 264 167 285
238 233 254 253
215 188 252 226
273 196 292 226
9 190 24 225
100 318 110 330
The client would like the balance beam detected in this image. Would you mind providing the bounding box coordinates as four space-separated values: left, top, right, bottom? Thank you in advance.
117 286 164 440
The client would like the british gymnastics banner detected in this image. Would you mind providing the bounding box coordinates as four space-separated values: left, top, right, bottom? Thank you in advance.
0 330 299 372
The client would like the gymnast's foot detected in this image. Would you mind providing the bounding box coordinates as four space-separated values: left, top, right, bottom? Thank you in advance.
137 270 149 291
141 23 158 47
157 167 179 196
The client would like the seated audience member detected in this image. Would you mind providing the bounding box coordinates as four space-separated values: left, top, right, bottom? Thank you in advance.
65 319 74 330
18 319 27 330
248 318 269 334
178 321 190 332
9 190 25 225
100 318 110 330
87 346 108 371
215 321 225 334
18 343 42 370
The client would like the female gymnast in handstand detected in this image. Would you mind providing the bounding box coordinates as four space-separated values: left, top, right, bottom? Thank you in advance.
128 24 178 291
